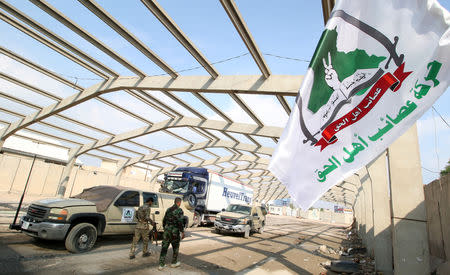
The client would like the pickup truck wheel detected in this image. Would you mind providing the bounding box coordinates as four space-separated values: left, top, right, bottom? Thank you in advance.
65 223 97 253
243 225 250 239
183 216 189 229
192 211 200 227
258 225 264 234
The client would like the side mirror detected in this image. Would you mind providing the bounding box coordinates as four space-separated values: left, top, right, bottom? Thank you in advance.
221 208 225 212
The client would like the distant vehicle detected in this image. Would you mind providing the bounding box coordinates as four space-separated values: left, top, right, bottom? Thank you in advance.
268 205 283 215
160 167 253 226
214 204 266 238
17 186 194 253
334 206 344 213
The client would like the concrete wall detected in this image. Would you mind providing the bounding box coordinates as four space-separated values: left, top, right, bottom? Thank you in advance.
268 206 300 217
424 174 450 262
299 209 353 224
0 152 158 200
0 153 64 196
351 125 430 275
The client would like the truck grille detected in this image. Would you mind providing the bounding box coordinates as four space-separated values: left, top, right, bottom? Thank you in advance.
221 216 238 225
26 205 49 221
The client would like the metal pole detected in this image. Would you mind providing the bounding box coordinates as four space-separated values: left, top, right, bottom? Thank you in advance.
10 154 37 230
386 148 395 272
69 165 81 197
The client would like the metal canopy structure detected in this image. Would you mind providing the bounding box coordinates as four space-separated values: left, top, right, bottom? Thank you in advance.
0 0 349 206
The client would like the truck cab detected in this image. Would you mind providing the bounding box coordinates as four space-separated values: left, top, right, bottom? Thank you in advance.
161 167 208 211
19 186 194 253
161 167 210 225
160 167 254 226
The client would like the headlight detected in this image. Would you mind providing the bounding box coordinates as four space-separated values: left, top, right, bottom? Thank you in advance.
48 208 68 221
238 218 248 224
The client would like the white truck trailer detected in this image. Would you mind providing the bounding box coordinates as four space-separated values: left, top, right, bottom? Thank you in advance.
160 167 253 226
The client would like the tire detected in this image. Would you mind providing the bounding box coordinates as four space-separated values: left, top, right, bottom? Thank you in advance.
32 236 45 242
258 225 264 234
65 223 97 253
183 216 189 229
183 192 197 210
214 227 221 234
192 211 200 227
243 225 250 239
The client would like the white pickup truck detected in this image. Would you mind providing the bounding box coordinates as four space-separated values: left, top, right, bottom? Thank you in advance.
18 186 194 253
214 204 267 238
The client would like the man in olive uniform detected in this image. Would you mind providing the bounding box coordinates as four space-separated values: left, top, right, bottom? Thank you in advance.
129 197 155 259
158 197 185 270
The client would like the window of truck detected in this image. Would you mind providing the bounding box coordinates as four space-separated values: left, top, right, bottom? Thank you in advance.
260 206 268 216
225 205 251 215
256 207 263 216
163 180 189 194
143 192 159 208
115 191 139 207
192 181 205 194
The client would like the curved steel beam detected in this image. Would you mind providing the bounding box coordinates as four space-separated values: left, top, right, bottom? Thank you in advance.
118 139 274 168
234 170 273 180
30 0 146 78
220 0 270 78
144 154 270 183
78 0 177 78
0 2 114 78
216 163 267 174
0 75 301 141
322 194 355 202
140 0 218 78
76 117 282 156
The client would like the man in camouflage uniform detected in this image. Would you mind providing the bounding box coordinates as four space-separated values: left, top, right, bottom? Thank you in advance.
129 197 155 259
158 197 185 270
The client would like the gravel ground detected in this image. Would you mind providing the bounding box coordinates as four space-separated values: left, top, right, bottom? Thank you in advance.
0 215 350 275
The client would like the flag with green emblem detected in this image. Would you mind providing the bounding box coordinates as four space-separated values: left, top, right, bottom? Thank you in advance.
269 0 449 209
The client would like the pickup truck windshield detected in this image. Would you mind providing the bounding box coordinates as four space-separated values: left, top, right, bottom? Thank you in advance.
225 205 251 215
162 180 189 194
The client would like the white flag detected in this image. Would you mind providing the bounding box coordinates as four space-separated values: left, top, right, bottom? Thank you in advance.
269 0 450 210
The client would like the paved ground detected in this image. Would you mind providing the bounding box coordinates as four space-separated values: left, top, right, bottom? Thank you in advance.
0 214 350 275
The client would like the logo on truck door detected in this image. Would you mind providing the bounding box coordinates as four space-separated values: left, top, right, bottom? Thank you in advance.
222 187 252 204
121 208 134 223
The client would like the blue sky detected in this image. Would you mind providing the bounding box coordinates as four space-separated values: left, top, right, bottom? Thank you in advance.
0 0 448 194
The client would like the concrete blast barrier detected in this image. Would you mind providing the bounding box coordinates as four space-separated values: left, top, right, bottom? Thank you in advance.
424 174 450 263
0 152 157 199
352 125 430 275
